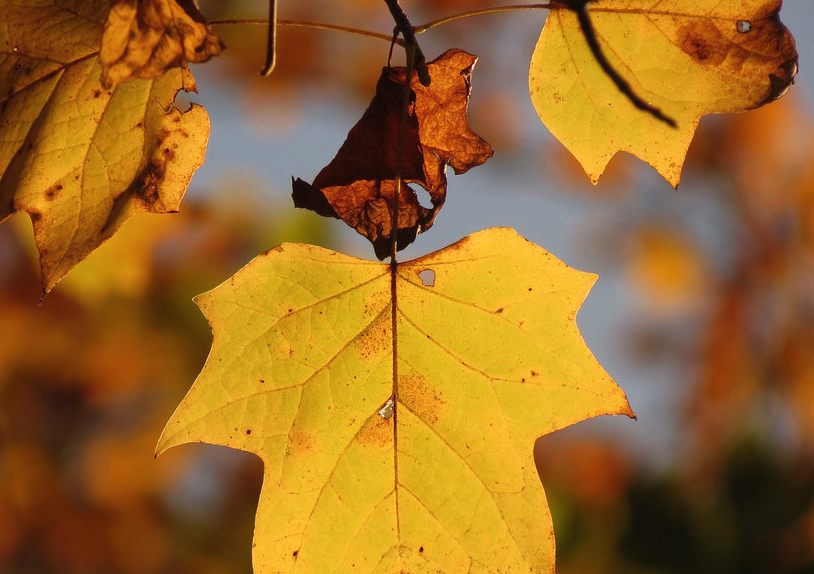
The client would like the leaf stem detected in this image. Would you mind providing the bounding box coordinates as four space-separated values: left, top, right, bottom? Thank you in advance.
259 0 277 76
388 14 418 549
383 0 431 86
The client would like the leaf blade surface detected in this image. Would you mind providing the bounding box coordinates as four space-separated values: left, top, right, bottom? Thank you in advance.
529 0 798 185
158 228 634 573
0 0 210 292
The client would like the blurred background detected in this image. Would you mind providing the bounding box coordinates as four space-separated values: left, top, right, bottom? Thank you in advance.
1 0 814 572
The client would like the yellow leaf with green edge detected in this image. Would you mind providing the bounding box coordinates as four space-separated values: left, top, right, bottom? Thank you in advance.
529 0 798 186
0 0 210 293
157 227 634 574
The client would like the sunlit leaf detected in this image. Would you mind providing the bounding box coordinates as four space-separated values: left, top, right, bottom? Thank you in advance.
529 0 798 186
0 0 210 293
157 227 634 574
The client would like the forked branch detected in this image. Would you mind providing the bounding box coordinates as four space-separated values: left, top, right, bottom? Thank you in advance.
249 0 676 125
383 0 431 86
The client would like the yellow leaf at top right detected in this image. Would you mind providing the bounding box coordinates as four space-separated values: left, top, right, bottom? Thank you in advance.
529 0 798 187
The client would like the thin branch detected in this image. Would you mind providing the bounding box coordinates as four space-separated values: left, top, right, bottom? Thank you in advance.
382 0 431 86
388 32 417 556
213 1 677 127
209 19 400 45
415 4 551 33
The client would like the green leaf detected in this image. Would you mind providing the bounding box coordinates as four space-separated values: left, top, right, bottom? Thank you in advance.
0 0 210 293
158 227 634 574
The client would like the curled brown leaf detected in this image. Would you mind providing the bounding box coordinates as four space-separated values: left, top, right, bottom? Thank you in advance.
100 0 224 89
293 49 493 259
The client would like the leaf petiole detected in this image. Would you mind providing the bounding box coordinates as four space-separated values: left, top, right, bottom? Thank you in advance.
259 0 277 76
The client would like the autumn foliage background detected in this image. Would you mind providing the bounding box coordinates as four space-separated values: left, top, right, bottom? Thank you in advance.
2 0 814 572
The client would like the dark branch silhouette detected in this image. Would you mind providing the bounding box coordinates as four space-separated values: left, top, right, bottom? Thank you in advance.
562 0 677 127
383 0 431 86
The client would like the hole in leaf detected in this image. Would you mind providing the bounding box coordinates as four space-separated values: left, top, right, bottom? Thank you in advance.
418 269 435 287
736 20 752 33
378 397 395 419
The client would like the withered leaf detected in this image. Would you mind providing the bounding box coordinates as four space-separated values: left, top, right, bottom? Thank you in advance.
0 0 210 294
100 0 224 89
293 49 493 259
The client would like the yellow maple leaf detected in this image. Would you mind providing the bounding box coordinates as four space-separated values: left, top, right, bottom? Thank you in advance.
157 227 634 574
0 0 210 293
529 0 798 186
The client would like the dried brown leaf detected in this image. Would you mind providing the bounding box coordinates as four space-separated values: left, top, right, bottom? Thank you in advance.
100 0 224 89
293 49 493 259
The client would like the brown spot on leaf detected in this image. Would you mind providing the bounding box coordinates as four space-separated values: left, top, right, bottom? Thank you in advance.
761 57 798 104
354 311 390 361
135 160 164 205
44 183 63 201
356 414 393 448
675 20 739 68
287 430 315 454
400 373 444 425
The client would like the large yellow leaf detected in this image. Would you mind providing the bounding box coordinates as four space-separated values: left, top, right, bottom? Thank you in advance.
157 227 634 574
529 0 798 186
0 0 210 293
